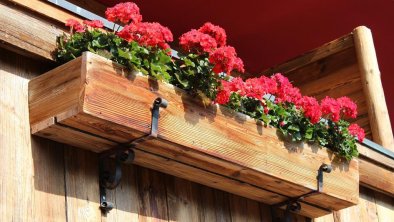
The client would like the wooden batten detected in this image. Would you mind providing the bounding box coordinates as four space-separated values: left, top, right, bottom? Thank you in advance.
29 52 360 218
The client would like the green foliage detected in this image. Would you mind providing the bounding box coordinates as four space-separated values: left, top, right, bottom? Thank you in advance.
170 53 227 100
56 29 173 82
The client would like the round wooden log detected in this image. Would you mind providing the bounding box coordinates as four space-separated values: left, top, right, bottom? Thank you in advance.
353 26 394 150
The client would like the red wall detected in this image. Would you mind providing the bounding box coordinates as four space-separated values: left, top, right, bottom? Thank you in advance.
100 0 394 128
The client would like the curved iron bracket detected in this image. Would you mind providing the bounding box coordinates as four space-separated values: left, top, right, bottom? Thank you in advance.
271 163 332 222
98 97 168 214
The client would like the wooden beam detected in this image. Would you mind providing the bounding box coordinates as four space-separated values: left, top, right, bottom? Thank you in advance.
353 26 394 150
0 2 63 61
7 0 84 24
358 143 394 170
261 33 354 76
359 158 394 197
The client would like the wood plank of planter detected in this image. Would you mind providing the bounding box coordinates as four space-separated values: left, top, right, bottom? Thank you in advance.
28 52 359 217
31 116 116 152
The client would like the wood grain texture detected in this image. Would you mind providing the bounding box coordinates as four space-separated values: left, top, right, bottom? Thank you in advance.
359 158 394 196
32 117 116 152
353 26 394 150
374 192 394 222
262 33 354 77
8 0 84 24
28 56 84 124
166 176 201 222
64 147 101 222
0 2 63 60
229 194 262 222
103 163 140 222
0 48 66 221
358 144 394 170
135 167 169 222
314 186 394 222
358 187 379 222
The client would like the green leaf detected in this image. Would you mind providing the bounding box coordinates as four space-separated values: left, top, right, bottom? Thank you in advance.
305 127 314 140
184 58 195 67
288 124 300 132
118 48 132 60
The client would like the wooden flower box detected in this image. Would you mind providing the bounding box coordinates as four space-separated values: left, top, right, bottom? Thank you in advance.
28 52 359 218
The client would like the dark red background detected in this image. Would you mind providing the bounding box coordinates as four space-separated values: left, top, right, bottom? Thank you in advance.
98 0 394 127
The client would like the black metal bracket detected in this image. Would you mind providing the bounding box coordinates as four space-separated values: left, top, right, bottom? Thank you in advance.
271 163 332 222
98 97 168 214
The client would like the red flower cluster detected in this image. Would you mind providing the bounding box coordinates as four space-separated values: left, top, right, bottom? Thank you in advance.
215 75 277 103
117 22 173 49
215 90 231 105
321 96 357 122
105 2 142 24
179 29 217 53
65 19 84 33
83 20 104 28
244 76 277 99
198 22 227 47
272 73 301 104
179 22 244 74
298 96 322 124
321 96 341 122
209 46 245 74
338 96 358 119
216 73 359 126
348 123 365 142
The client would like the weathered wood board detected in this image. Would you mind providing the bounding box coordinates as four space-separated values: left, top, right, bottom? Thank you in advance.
28 52 359 218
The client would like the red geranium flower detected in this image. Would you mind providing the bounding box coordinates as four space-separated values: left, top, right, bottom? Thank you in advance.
198 22 227 47
321 96 341 122
215 90 231 105
117 22 173 48
299 96 322 124
65 19 84 33
244 76 277 100
348 123 365 142
209 46 245 74
105 2 142 25
179 29 217 54
221 77 246 96
337 96 358 119
271 73 301 104
83 20 104 28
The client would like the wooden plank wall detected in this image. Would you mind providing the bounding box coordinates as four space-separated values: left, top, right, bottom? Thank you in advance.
0 46 308 221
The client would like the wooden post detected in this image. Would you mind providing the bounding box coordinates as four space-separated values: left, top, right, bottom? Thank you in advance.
353 26 394 150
